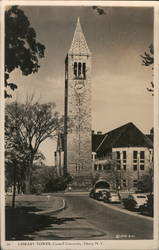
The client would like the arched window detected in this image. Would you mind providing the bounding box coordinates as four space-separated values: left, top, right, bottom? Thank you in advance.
74 62 77 77
78 62 81 77
83 63 86 79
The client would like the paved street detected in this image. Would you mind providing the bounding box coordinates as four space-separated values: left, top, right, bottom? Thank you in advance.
29 193 153 240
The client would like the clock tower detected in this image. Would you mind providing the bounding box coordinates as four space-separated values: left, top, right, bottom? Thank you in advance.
64 18 92 188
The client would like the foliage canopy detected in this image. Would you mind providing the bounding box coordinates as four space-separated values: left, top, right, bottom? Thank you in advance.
5 6 45 97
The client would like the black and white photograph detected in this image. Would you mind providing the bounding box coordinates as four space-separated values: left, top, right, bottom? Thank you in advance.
1 1 159 250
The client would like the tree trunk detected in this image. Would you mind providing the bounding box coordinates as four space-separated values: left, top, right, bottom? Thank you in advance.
12 163 17 208
25 156 34 194
25 169 31 194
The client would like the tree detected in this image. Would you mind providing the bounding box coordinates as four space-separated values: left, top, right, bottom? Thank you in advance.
5 98 63 194
141 44 154 94
5 6 45 98
137 167 153 193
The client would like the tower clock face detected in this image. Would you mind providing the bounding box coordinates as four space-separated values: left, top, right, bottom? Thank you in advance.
75 80 85 94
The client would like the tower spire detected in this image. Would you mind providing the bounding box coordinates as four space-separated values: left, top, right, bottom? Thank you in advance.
69 18 91 55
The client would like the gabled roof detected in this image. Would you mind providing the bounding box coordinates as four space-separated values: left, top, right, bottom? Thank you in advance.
146 134 153 143
57 123 153 153
68 18 91 55
92 134 105 152
96 122 153 153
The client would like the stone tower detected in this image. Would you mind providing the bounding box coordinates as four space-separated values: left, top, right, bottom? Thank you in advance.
64 18 92 188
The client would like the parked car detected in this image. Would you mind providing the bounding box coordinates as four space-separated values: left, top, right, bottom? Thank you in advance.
122 193 147 210
95 189 108 201
103 191 121 203
140 194 153 217
89 188 95 198
89 178 109 200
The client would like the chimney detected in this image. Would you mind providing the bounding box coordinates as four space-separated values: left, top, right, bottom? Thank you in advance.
150 128 154 135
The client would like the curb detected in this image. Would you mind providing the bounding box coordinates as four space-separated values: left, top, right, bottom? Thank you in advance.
93 198 153 221
34 199 66 215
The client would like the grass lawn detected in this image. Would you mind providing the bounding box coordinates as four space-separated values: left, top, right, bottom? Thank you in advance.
5 194 63 240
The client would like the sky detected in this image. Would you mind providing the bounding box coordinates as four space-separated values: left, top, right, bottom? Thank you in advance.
7 5 154 165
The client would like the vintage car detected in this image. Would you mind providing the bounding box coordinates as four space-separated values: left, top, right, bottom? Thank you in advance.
122 193 147 210
103 191 121 203
89 178 110 201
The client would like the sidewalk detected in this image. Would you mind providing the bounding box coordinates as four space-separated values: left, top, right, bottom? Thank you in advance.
5 194 65 240
6 194 64 213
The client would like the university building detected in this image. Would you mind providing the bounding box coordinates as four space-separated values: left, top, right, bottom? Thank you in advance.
91 122 153 190
54 19 153 190
55 122 153 190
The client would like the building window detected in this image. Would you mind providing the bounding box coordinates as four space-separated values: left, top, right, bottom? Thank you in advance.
117 165 121 170
140 151 145 159
123 151 126 159
123 159 126 164
123 165 126 171
133 165 137 171
117 151 120 159
98 164 102 171
140 165 145 170
133 180 137 187
123 179 126 187
103 164 111 170
133 151 138 159
94 165 97 171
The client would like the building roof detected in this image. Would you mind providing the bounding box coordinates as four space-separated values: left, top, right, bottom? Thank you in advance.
96 122 153 154
57 123 153 153
92 133 105 152
68 18 91 55
146 134 153 143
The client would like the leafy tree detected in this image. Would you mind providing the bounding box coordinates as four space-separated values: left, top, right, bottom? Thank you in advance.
5 98 63 194
137 167 153 193
141 44 154 94
5 6 45 98
31 164 56 193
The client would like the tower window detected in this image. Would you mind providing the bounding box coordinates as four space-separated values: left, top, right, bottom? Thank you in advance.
78 62 81 77
74 62 77 77
83 63 86 79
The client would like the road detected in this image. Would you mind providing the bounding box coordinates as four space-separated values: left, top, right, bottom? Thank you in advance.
30 193 153 240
